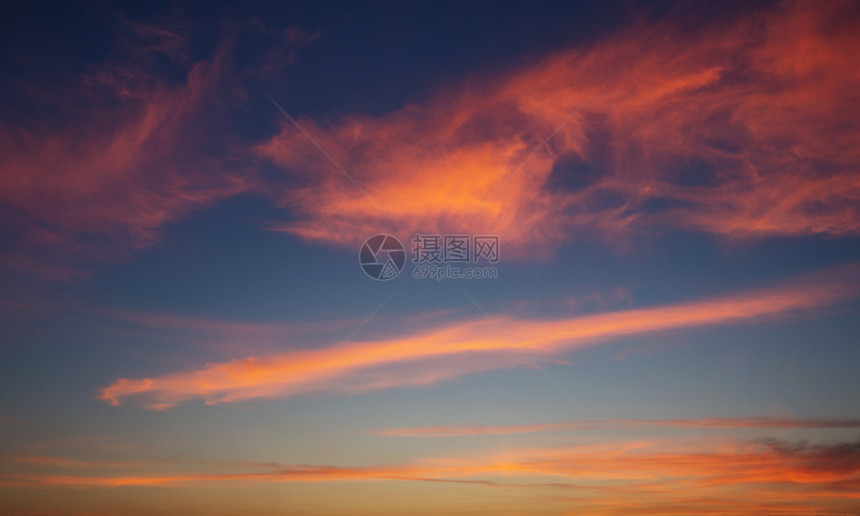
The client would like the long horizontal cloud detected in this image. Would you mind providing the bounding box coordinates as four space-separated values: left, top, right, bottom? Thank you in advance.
377 417 860 437
4 438 859 515
98 264 860 409
5 456 151 469
259 0 860 256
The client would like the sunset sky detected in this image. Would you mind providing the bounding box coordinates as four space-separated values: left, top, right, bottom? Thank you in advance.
2 1 860 514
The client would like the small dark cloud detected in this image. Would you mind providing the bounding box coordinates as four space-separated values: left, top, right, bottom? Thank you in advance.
758 437 860 474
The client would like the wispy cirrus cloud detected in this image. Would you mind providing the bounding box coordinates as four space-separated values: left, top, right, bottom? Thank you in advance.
4 1 856 278
259 0 860 256
376 417 860 437
0 16 294 279
0 23 254 278
98 264 860 409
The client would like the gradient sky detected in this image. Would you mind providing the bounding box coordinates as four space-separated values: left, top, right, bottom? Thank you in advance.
2 1 860 515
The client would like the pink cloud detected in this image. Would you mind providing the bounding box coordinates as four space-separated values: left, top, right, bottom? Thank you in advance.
0 19 258 278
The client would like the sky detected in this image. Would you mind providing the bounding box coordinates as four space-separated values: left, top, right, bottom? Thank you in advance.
1 0 860 514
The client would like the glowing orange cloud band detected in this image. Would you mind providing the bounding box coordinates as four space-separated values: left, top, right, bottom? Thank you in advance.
4 438 859 515
376 417 860 437
98 265 860 409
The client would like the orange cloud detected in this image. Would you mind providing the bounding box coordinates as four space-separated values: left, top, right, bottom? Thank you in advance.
4 438 859 515
98 264 860 409
259 0 860 255
377 417 860 437
5 1 855 276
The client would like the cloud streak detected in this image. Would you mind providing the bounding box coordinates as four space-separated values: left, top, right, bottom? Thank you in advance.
4 438 859 515
98 264 860 409
376 417 860 437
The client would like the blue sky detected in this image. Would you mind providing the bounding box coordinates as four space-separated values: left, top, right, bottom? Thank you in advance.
2 1 860 514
